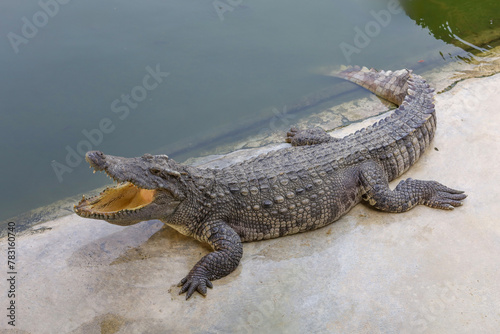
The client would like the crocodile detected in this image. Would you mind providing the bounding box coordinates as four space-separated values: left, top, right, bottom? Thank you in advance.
74 67 466 299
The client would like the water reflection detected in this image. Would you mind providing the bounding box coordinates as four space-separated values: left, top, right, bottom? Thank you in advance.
403 0 500 53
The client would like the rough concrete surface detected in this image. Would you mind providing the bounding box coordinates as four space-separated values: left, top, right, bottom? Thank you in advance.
1 72 500 334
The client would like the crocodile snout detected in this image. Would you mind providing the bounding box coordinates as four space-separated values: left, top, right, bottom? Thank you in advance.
85 151 106 169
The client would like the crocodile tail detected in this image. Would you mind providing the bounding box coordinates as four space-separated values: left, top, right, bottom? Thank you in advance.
336 66 411 106
336 66 437 181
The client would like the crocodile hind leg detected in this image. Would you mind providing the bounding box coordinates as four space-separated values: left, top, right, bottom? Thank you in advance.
359 161 467 212
178 220 243 300
286 127 337 146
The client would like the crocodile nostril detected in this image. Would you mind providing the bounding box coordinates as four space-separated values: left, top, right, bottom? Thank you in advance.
87 150 104 157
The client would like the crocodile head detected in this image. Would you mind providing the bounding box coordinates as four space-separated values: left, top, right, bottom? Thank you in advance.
74 151 190 226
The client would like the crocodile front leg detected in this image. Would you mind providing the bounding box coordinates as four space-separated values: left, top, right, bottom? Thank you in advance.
359 161 467 212
286 127 337 146
178 220 243 300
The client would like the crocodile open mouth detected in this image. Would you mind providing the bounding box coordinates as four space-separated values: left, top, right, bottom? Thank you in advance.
74 181 156 219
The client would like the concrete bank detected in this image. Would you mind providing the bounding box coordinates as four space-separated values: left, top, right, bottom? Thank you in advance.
1 71 499 333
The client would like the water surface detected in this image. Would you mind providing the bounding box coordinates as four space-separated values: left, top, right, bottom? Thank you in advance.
0 0 498 222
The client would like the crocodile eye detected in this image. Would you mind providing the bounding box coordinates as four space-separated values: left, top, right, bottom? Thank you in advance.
150 167 161 175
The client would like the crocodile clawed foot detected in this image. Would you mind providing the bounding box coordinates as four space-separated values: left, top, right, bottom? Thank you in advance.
423 181 467 210
285 127 299 143
178 270 213 300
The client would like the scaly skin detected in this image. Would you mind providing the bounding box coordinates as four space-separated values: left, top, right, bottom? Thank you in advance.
74 67 466 299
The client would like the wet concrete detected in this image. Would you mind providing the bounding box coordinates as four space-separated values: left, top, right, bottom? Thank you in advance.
1 70 500 333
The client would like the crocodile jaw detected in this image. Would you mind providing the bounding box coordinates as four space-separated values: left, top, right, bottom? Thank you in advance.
74 151 183 225
74 181 157 221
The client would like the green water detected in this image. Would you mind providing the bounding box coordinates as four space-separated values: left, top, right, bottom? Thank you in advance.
0 0 499 222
